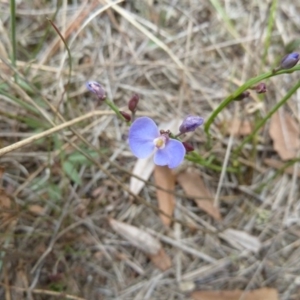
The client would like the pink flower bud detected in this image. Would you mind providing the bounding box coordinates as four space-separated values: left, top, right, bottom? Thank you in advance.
182 142 194 153
86 81 106 100
252 83 267 94
128 94 139 112
233 91 250 101
119 111 131 122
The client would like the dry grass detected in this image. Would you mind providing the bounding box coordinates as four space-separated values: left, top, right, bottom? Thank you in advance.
1 0 300 299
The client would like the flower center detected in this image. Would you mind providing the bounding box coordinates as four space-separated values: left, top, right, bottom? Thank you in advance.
153 135 168 149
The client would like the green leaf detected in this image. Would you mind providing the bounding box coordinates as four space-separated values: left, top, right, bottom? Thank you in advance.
63 160 82 185
16 78 35 93
48 184 62 202
67 150 99 164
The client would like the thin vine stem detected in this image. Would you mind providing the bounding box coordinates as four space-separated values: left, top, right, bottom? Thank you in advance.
234 79 300 155
204 65 300 137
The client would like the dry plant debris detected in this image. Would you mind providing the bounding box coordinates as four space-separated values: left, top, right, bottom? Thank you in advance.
269 110 300 160
1 0 300 299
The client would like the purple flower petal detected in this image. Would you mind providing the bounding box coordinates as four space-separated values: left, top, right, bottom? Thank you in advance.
154 139 185 168
128 117 159 159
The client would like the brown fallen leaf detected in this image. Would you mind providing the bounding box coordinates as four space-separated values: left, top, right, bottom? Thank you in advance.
0 189 17 229
109 218 172 271
0 166 4 180
0 189 11 209
149 247 172 271
191 288 278 300
154 166 175 226
264 158 300 177
177 172 221 221
225 118 253 136
269 110 300 160
28 205 46 216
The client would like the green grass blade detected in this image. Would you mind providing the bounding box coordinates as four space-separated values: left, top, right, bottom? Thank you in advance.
262 0 278 66
10 0 17 81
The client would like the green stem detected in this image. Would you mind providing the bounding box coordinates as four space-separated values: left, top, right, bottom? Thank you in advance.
256 158 300 193
10 0 17 82
104 98 126 121
185 153 238 173
204 65 300 136
262 0 277 66
234 79 300 155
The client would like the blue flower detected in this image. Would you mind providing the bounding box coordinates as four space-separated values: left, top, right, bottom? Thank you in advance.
128 117 185 168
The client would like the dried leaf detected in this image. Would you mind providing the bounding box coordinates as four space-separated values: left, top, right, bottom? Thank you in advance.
219 229 261 253
264 158 300 177
154 165 175 226
0 189 17 229
149 248 172 271
225 119 253 136
191 288 278 300
0 189 11 209
28 205 45 216
109 218 172 270
269 110 300 160
177 172 221 221
0 166 4 180
129 119 182 195
109 218 161 255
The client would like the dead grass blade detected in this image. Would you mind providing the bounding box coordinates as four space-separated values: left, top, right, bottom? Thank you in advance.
0 110 111 157
219 229 261 253
38 1 98 65
0 283 86 300
177 171 221 221
191 288 278 300
154 166 175 226
269 110 300 160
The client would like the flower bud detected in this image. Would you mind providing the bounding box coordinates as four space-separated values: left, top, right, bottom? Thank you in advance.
233 91 250 101
182 142 194 153
86 81 106 100
280 52 300 69
119 111 131 122
179 115 204 134
251 83 266 94
128 94 139 112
